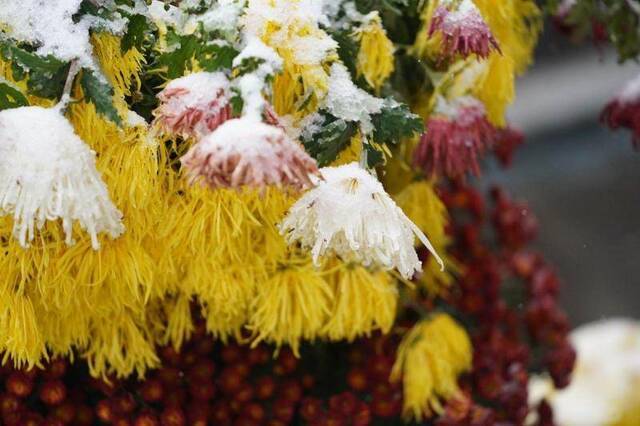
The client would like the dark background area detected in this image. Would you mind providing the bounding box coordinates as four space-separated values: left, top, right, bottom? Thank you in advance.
483 24 640 325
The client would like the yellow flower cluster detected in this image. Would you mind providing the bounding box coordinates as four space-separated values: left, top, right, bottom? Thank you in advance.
391 314 472 421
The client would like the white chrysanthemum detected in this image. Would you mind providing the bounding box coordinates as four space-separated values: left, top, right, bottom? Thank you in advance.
0 106 124 249
528 318 640 426
279 162 443 279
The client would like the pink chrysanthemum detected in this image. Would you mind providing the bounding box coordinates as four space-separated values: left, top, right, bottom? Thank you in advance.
600 74 640 150
180 118 319 190
428 0 500 59
153 72 232 139
414 96 497 178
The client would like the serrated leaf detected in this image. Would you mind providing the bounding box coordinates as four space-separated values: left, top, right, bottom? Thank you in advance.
121 14 149 52
371 100 423 146
0 82 29 110
0 42 70 99
301 113 358 166
80 70 122 126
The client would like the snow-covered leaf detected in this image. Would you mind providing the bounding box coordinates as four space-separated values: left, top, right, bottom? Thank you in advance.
0 42 69 100
301 113 357 166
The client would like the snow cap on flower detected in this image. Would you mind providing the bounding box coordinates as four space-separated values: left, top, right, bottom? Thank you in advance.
600 73 640 150
180 117 319 190
279 162 443 279
428 0 500 60
153 71 232 139
414 96 497 178
0 106 124 249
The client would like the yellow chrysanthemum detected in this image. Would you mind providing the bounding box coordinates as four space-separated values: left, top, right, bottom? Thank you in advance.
473 0 542 74
412 0 445 60
395 181 460 295
322 264 398 341
354 13 395 91
91 32 145 99
391 314 472 421
247 259 333 356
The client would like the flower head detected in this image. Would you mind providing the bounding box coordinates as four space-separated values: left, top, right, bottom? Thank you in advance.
180 117 319 190
279 163 443 279
428 0 500 60
0 106 124 249
600 74 640 150
391 314 472 421
414 96 497 178
153 71 232 139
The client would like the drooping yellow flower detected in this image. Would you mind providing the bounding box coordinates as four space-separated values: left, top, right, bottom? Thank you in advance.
412 0 444 60
354 13 395 91
322 264 398 341
395 181 460 295
247 258 333 356
391 314 472 421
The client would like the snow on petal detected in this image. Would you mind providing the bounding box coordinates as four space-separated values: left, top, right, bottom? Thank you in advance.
153 72 232 139
428 0 500 60
279 162 443 279
0 106 124 249
180 117 319 190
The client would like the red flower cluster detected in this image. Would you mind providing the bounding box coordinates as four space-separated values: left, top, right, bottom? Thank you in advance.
600 78 640 150
414 97 497 179
428 2 500 60
435 182 575 425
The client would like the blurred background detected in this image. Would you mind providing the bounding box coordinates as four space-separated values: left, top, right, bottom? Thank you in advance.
482 23 640 326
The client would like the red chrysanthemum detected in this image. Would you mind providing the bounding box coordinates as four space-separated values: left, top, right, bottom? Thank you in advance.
600 74 640 150
414 96 497 178
428 0 500 60
153 72 232 139
494 126 524 168
180 118 319 190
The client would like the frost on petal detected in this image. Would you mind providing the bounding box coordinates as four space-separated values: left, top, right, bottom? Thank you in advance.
279 163 443 279
153 72 232 139
428 0 500 60
600 74 640 150
0 106 124 249
414 96 497 178
180 118 319 190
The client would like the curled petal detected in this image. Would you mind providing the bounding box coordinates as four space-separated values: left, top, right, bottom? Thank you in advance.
414 97 497 178
601 76 640 150
428 1 500 59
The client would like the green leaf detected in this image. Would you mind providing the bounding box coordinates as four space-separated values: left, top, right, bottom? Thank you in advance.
0 82 29 110
0 42 70 99
301 113 358 166
158 32 199 78
80 70 122 126
121 14 149 52
371 100 423 146
229 88 244 116
199 44 239 72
